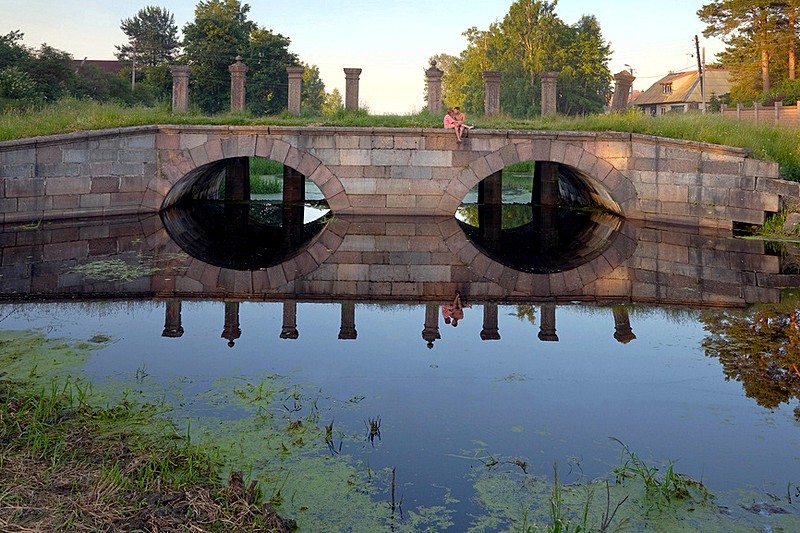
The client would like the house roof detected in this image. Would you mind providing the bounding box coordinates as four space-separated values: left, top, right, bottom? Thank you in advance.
72 59 124 74
632 69 731 106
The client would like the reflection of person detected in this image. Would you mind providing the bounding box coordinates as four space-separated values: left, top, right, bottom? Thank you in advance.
443 108 461 142
441 291 471 327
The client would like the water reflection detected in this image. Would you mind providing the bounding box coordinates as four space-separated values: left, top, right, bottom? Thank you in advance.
160 200 331 270
457 204 623 273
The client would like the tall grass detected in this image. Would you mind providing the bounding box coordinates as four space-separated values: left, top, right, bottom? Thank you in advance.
3 99 800 179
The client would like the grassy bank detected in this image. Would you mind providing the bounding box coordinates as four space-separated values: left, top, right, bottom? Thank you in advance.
0 372 295 532
3 98 800 179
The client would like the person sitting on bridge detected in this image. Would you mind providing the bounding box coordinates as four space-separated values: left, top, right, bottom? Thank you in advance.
453 107 474 141
442 290 471 327
443 108 462 143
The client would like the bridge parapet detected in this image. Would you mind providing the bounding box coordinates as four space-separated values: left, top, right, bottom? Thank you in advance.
0 125 789 228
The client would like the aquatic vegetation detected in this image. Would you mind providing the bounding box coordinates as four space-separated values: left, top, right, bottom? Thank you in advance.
68 258 161 282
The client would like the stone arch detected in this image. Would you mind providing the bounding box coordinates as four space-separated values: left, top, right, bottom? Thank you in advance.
439 139 642 219
152 133 348 211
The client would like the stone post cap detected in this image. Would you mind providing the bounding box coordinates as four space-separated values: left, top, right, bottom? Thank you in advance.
229 56 248 73
344 68 362 77
541 71 559 80
482 70 501 81
170 65 191 75
426 60 443 78
287 66 305 77
614 70 635 83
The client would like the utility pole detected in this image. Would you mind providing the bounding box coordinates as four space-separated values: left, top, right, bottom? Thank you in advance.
131 38 136 92
695 35 705 113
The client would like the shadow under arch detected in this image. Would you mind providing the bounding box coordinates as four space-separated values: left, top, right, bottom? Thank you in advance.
160 201 331 271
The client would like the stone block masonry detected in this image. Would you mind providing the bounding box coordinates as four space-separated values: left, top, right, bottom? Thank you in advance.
0 125 787 230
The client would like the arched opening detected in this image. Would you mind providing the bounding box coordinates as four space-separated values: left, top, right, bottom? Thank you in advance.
159 156 331 270
456 160 625 273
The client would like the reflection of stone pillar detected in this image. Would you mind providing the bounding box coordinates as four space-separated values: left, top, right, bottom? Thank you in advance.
287 66 304 115
478 204 503 245
480 304 501 340
538 303 558 342
221 301 241 347
344 68 362 111
421 303 441 349
425 61 444 114
162 300 184 338
229 56 248 113
280 301 299 339
541 71 559 117
483 71 501 116
170 65 191 114
612 306 637 344
533 161 559 206
611 70 636 112
225 157 250 201
338 302 357 340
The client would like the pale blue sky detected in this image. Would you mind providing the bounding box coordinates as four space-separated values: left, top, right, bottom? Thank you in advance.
2 0 724 113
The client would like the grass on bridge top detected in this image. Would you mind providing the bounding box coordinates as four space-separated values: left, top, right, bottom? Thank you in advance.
3 97 800 180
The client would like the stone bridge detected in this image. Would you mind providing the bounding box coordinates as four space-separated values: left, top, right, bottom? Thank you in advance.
0 125 794 228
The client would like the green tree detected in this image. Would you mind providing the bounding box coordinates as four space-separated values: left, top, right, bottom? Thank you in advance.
244 27 297 115
322 87 343 114
182 0 255 113
117 6 180 68
301 63 325 115
0 31 32 70
26 44 76 101
557 15 612 115
699 1 782 93
438 0 611 117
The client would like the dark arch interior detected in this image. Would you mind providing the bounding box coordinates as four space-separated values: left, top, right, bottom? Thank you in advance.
160 201 330 271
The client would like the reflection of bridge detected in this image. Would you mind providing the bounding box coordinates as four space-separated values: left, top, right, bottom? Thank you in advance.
0 126 793 228
0 210 793 307
162 299 636 350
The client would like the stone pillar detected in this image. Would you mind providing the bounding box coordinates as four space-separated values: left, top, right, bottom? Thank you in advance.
483 71 501 116
480 304 501 340
425 60 444 114
229 56 248 113
612 306 636 344
280 301 299 339
538 303 558 342
540 71 559 117
170 65 191 114
421 303 441 349
478 170 502 205
162 300 184 338
287 66 304 115
225 157 250 201
282 165 305 245
338 302 357 340
533 161 559 206
221 301 241 348
344 68 362 111
611 70 635 112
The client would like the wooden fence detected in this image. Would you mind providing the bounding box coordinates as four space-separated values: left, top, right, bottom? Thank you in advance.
720 101 800 127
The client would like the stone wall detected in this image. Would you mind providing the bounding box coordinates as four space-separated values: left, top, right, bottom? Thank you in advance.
0 125 789 229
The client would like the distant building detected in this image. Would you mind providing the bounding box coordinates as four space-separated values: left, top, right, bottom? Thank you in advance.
72 59 124 74
632 69 731 115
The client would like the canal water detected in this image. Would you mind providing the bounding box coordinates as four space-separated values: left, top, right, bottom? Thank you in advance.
1 199 800 531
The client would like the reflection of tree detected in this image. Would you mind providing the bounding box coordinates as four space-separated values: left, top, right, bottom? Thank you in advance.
701 308 800 419
514 305 536 326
